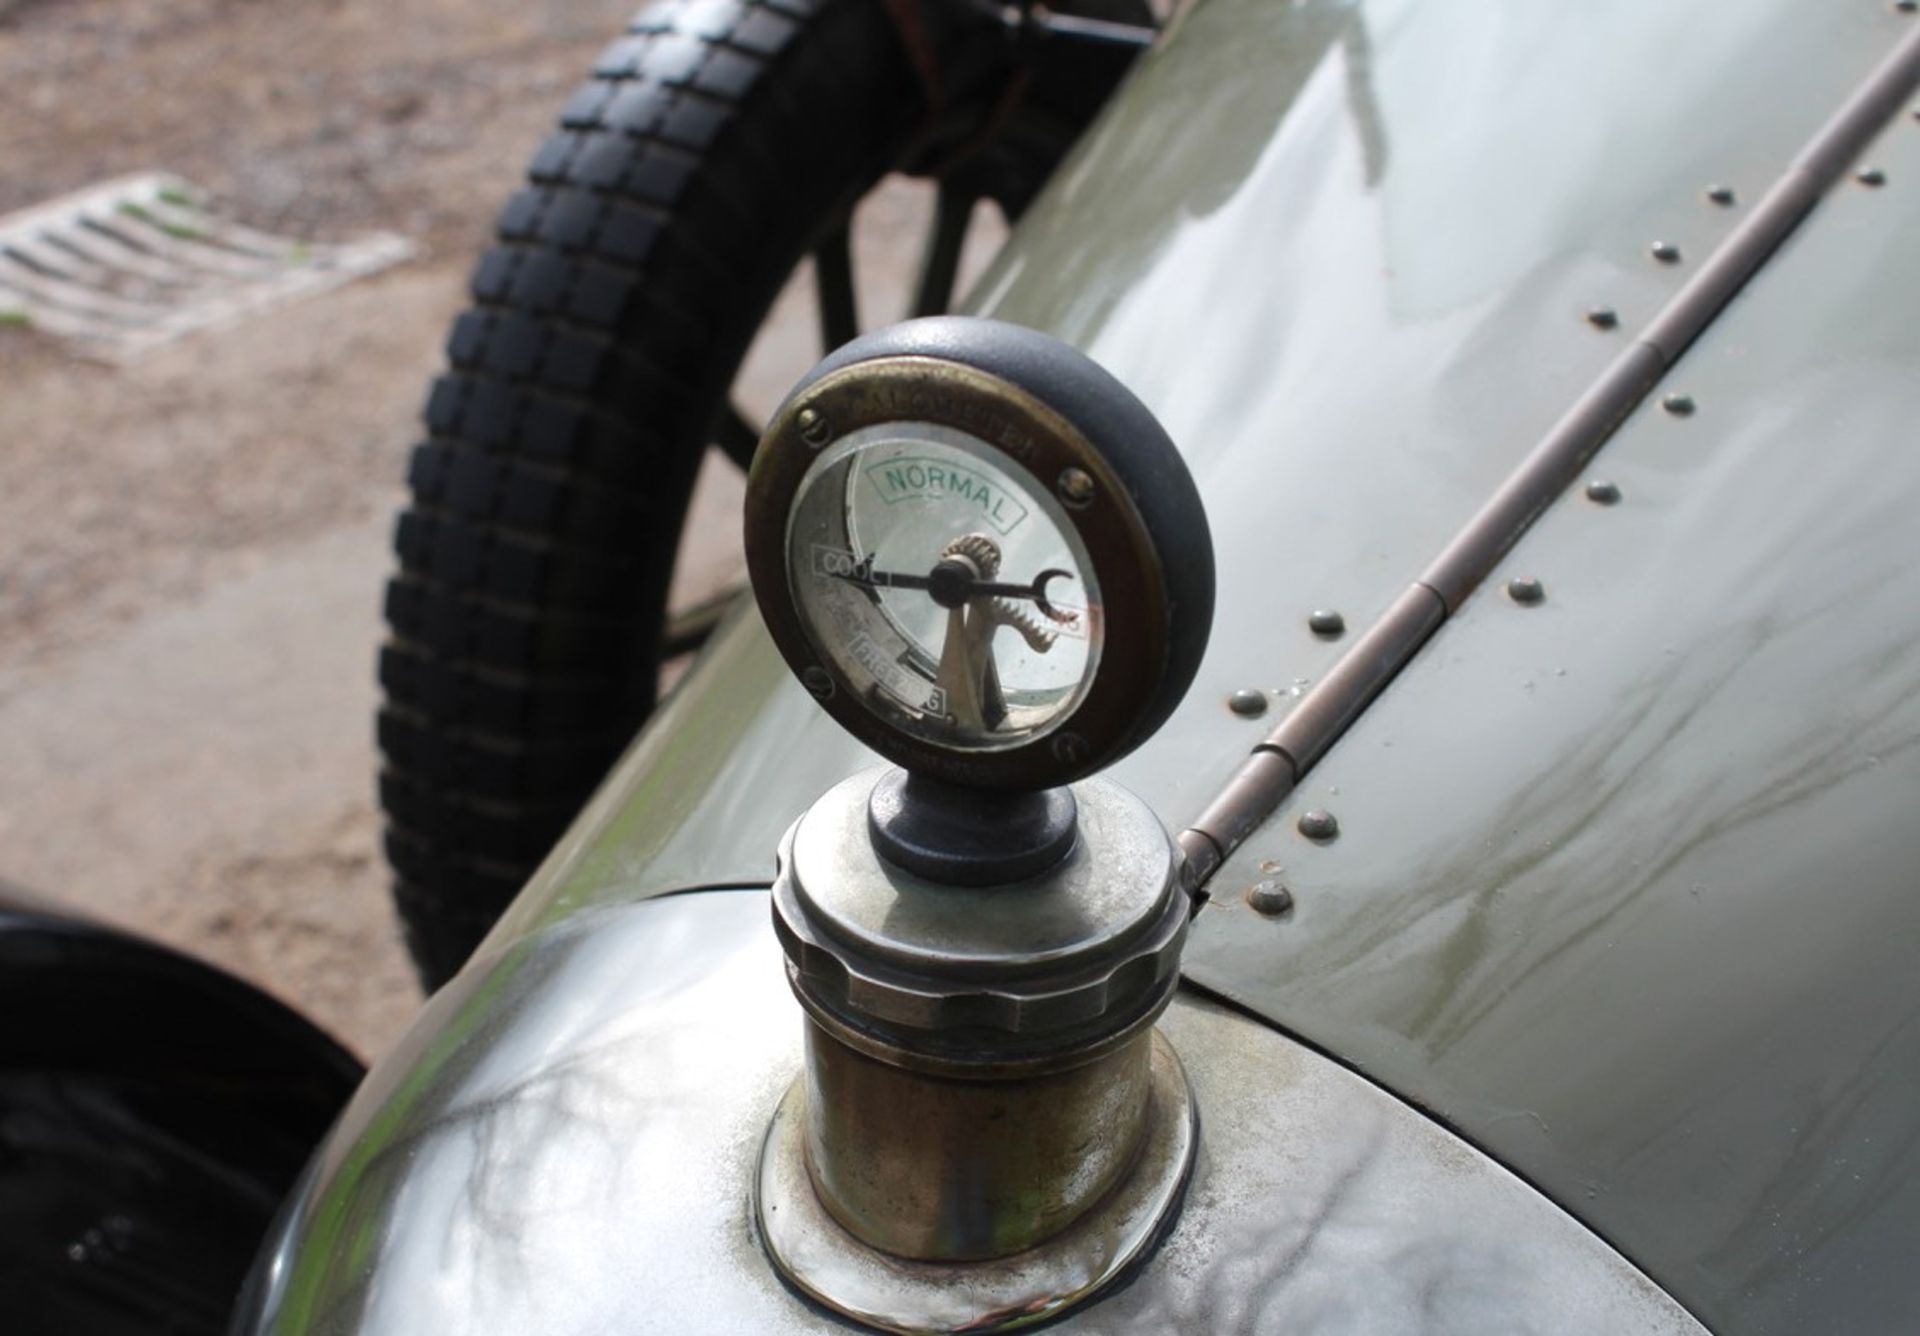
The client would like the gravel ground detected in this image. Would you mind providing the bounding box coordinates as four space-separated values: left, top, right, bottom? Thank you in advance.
0 0 1000 1059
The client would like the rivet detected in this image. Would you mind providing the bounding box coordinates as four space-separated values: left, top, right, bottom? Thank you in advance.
1297 809 1339 841
1307 608 1346 638
1650 240 1682 264
1228 688 1268 718
1706 184 1737 206
1246 879 1294 916
1662 392 1696 416
1050 731 1089 764
1585 306 1619 330
1856 166 1887 187
1585 478 1622 505
1057 467 1096 509
1507 576 1545 605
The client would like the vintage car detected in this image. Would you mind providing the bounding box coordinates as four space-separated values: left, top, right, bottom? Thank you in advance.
16 0 1920 1332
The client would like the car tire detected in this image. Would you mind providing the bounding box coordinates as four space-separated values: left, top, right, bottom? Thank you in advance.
379 0 1006 988
379 0 1153 987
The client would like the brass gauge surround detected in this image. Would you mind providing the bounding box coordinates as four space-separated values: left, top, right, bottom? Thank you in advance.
745 318 1214 792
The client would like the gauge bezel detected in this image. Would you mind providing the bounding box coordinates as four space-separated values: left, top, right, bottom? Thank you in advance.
745 319 1213 791
783 419 1103 756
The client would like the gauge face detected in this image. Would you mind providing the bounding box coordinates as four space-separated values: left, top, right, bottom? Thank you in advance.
786 422 1102 755
745 320 1214 791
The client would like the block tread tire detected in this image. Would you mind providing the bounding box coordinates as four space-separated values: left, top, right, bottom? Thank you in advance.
381 0 939 986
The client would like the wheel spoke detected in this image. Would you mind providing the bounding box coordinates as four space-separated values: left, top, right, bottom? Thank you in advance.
813 219 859 352
912 185 975 318
714 398 761 471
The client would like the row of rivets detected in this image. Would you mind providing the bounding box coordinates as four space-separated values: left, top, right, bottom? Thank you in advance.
1522 162 1729 695
1224 612 1350 711
1240 812 1337 913
1587 179 1742 332
1566 177 1712 631
1238 92 1919 913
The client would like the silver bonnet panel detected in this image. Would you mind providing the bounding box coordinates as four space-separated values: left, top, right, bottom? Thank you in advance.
1185 92 1920 1336
238 890 1701 1335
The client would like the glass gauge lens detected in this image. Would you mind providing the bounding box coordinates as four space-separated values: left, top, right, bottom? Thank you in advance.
786 423 1102 753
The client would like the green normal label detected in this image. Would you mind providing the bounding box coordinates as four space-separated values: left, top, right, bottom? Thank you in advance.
863 457 1030 536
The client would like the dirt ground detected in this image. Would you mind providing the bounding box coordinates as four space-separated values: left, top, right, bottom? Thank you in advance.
0 0 995 1059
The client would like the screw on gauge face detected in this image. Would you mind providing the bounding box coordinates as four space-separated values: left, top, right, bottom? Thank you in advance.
1507 576 1546 605
1049 731 1091 765
1585 306 1619 330
1056 467 1096 509
1307 608 1346 638
801 665 836 699
1856 166 1887 187
1246 879 1294 915
1297 809 1339 841
1706 184 1737 206
1662 393 1696 416
1650 241 1682 264
1585 479 1622 505
797 406 832 447
1228 688 1268 718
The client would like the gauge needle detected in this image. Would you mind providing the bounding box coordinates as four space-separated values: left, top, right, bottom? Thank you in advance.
834 560 1079 623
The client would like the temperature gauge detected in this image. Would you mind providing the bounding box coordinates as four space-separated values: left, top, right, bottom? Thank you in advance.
745 318 1213 791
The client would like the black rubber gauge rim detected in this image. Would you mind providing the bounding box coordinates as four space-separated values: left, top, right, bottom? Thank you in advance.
745 316 1214 790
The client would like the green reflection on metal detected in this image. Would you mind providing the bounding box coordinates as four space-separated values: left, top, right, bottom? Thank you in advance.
484 603 871 944
267 938 536 1329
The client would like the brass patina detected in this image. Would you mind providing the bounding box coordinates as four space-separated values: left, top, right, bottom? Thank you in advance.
756 769 1196 1328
